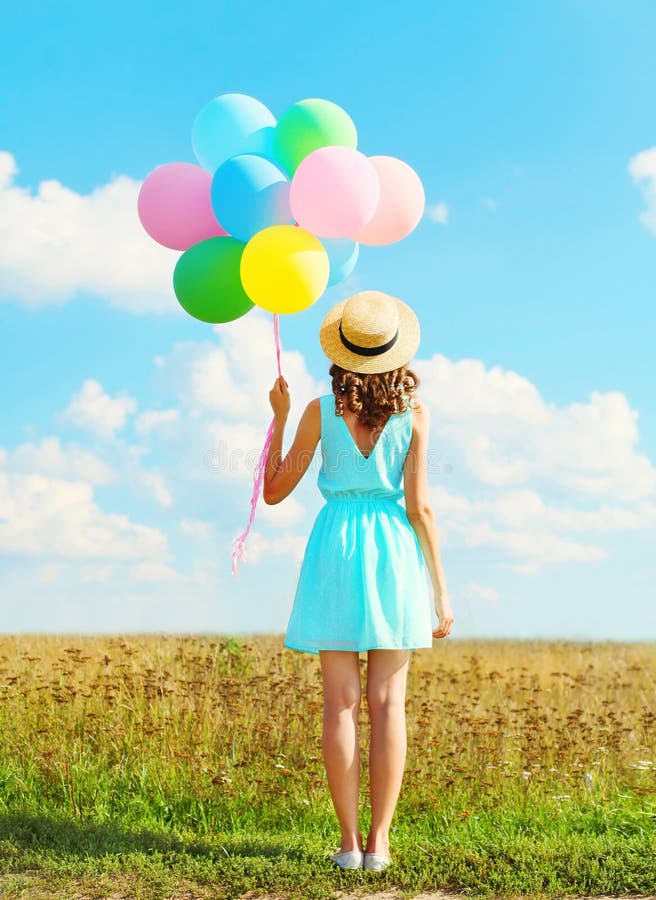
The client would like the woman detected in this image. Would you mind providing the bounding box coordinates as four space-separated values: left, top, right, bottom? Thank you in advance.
263 290 453 872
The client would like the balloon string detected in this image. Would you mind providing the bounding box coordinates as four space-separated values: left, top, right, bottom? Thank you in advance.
231 313 282 575
273 310 282 375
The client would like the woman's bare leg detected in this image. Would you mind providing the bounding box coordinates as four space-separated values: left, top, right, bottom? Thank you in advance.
365 648 410 856
319 650 363 852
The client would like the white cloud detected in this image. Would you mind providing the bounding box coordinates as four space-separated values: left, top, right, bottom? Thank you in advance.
205 420 273 481
136 558 219 589
483 197 498 211
199 311 326 419
138 470 172 508
31 562 116 585
629 146 656 235
179 518 212 536
491 487 656 533
1 551 227 633
465 518 606 571
462 582 500 604
7 436 113 484
139 310 330 562
425 202 449 224
59 378 137 439
155 309 326 497
24 556 216 592
416 354 546 424
117 332 656 576
258 494 306 528
7 310 323 599
0 469 168 561
0 151 18 188
2 263 654 624
414 351 656 572
131 561 182 583
1 434 177 561
0 150 177 312
415 354 655 502
242 529 308 567
429 483 655 573
135 408 180 438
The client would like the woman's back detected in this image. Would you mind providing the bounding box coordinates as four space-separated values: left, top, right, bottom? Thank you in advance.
317 393 414 504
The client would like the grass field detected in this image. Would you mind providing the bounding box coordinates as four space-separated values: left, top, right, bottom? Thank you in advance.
0 634 654 899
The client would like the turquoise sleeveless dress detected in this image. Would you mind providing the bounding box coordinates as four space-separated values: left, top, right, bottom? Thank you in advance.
283 392 433 655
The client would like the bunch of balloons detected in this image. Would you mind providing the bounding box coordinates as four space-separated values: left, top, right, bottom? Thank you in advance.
137 93 425 323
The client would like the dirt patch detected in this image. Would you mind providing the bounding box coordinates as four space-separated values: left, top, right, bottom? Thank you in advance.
247 892 656 900
2 877 655 899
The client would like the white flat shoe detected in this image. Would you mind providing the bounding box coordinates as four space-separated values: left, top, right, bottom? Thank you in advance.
363 851 392 871
329 849 364 869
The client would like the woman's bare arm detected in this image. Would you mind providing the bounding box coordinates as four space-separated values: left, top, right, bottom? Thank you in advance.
403 400 453 637
263 378 321 505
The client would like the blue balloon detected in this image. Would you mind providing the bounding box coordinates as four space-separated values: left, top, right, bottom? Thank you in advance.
192 93 277 173
321 238 360 286
211 154 292 243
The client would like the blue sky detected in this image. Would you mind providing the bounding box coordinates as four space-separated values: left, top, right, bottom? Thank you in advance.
1 0 655 639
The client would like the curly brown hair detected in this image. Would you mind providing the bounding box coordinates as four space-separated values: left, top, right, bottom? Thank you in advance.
329 363 420 428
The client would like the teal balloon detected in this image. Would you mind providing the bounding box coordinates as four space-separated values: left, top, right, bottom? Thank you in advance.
321 238 359 286
211 154 292 242
192 93 277 172
173 237 254 324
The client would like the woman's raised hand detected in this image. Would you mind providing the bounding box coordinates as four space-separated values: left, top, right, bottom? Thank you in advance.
269 376 290 420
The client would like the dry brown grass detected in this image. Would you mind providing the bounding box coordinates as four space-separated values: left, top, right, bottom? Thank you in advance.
0 634 654 898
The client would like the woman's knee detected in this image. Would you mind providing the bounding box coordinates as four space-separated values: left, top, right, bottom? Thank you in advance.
365 649 409 715
320 650 362 714
323 691 361 718
365 690 406 719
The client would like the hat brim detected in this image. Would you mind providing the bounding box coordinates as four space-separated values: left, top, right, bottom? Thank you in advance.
319 294 421 374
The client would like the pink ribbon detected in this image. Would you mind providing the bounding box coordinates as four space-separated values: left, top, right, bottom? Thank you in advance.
231 313 283 575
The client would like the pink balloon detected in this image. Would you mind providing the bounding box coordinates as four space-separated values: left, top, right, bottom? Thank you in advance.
290 146 380 239
350 156 425 246
137 162 228 251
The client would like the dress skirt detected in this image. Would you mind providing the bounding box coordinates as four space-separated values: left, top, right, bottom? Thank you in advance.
284 496 434 655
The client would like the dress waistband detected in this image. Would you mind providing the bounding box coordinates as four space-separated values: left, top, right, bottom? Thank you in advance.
323 495 403 504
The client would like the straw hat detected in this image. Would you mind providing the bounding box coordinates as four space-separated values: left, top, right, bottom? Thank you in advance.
319 290 420 374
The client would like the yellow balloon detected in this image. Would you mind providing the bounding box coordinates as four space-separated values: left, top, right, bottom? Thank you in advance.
240 224 330 314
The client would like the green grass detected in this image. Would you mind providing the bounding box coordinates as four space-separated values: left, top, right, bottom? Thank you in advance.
0 634 654 899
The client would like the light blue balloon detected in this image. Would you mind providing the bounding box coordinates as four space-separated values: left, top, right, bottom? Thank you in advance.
192 93 277 173
321 238 360 286
211 154 292 242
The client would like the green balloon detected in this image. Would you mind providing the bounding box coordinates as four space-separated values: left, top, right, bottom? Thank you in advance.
173 236 255 324
273 98 358 177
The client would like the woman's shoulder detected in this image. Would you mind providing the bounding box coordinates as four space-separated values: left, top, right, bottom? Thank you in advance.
308 394 331 420
303 397 324 419
407 397 429 430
